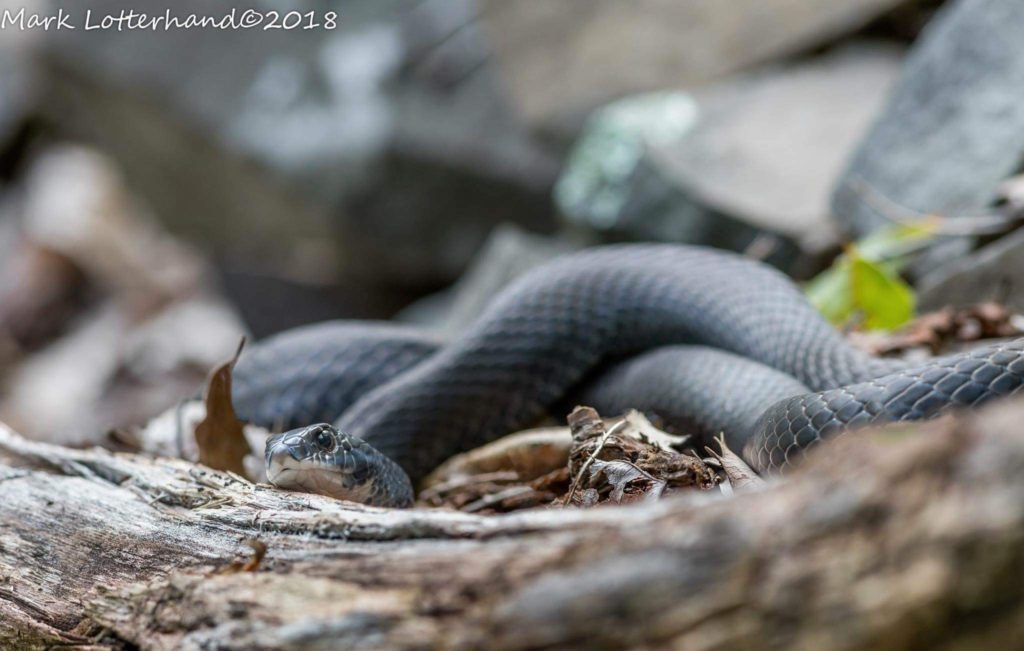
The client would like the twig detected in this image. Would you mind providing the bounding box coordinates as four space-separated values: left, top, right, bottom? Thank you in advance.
419 471 520 502
463 486 537 513
850 176 1021 236
563 418 627 506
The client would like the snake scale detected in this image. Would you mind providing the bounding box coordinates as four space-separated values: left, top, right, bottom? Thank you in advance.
229 244 1024 507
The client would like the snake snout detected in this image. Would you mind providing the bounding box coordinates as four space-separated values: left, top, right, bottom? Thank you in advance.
265 424 332 484
264 423 415 508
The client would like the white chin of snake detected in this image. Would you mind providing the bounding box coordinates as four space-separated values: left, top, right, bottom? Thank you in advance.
266 447 373 503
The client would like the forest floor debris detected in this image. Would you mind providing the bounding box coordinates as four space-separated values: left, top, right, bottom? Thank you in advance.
564 406 717 507
420 406 718 513
849 302 1024 356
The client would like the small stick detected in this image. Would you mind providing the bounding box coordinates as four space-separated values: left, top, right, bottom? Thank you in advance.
850 176 1018 236
563 418 627 506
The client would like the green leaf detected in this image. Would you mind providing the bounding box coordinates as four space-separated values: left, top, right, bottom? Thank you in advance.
805 258 855 326
806 219 937 331
849 252 915 330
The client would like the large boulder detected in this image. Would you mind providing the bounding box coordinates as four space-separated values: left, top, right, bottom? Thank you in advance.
556 43 903 273
481 0 908 133
832 0 1024 239
651 43 903 257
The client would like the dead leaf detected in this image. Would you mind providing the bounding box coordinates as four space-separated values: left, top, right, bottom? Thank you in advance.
564 406 716 507
195 338 250 476
423 427 571 489
588 459 666 503
850 303 1023 356
619 409 689 450
421 406 711 512
564 408 626 505
580 488 600 508
705 434 765 491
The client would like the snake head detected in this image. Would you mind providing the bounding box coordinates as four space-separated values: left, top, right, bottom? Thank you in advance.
265 423 414 508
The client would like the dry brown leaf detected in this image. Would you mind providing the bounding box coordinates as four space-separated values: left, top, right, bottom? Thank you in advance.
422 427 571 489
195 338 250 476
564 406 715 507
706 434 765 491
619 409 689 450
588 459 666 503
420 406 711 512
850 303 1023 356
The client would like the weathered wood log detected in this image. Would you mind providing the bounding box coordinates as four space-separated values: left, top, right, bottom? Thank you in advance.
3 396 1024 650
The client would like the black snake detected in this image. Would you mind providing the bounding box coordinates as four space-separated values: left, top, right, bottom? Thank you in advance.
232 244 1024 507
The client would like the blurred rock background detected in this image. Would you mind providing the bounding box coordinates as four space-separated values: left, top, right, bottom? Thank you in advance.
5 0 1024 443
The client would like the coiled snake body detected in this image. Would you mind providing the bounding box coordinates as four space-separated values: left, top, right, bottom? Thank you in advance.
241 245 1024 507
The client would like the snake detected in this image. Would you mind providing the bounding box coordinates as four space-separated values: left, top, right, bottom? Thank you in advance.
230 244 1024 507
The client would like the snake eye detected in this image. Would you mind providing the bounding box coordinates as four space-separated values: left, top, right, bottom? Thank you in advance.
313 428 334 450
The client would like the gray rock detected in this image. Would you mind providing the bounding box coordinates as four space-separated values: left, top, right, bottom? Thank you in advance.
833 0 1024 238
481 0 907 131
655 43 903 255
917 226 1024 313
555 90 801 270
38 0 559 288
556 44 902 271
564 148 803 271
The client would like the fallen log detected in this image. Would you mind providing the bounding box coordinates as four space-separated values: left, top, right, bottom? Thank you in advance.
3 397 1024 650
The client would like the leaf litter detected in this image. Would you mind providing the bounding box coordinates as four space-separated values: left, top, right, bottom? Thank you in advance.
194 338 251 477
419 405 722 512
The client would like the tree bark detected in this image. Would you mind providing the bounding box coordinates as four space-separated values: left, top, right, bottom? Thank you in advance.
3 398 1024 650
